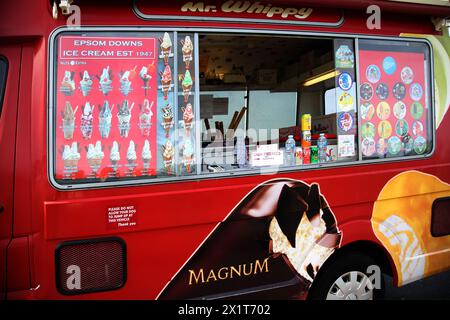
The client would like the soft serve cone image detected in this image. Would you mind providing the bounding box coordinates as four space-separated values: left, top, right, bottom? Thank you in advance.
161 139 175 175
79 70 93 97
139 65 152 97
98 66 113 96
126 140 137 168
183 139 194 173
98 101 113 139
117 100 134 138
86 141 104 173
61 70 75 96
157 179 341 300
181 70 193 103
181 36 193 69
119 68 135 96
142 139 152 171
161 104 174 138
62 142 81 169
182 103 194 137
139 99 154 137
80 102 94 140
159 65 172 100
159 32 173 65
109 141 120 169
61 101 78 140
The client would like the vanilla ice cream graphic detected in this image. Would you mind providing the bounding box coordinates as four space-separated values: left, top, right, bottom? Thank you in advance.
79 70 93 97
110 141 120 167
99 66 113 95
61 101 78 140
62 142 81 169
142 139 152 170
98 101 113 139
160 32 173 65
181 35 193 68
182 139 194 173
80 102 94 140
86 141 104 173
126 140 137 168
161 139 174 174
120 70 132 96
61 70 75 96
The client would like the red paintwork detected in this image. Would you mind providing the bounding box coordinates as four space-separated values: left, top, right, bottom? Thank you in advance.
0 0 449 299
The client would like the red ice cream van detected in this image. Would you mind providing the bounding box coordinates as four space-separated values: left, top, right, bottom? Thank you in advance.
0 0 450 300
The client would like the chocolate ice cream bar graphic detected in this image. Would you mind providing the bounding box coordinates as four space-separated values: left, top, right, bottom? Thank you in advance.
157 179 341 300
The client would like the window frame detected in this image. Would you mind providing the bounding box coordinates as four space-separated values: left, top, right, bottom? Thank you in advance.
48 26 435 190
0 56 8 119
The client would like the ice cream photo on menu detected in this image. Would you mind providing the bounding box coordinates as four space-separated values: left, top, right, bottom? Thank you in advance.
182 103 194 137
159 32 173 65
139 64 153 97
117 100 134 138
181 70 193 103
109 141 121 170
79 70 93 97
181 35 193 69
161 139 174 175
62 141 81 171
139 99 154 137
161 104 174 138
119 67 136 96
98 66 113 96
86 141 104 175
80 102 94 140
98 100 114 139
159 65 172 100
60 70 75 96
126 140 137 173
142 139 152 172
182 138 194 173
61 101 78 140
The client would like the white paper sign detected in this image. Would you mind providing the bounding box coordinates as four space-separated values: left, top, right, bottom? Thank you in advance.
338 135 355 158
251 144 283 167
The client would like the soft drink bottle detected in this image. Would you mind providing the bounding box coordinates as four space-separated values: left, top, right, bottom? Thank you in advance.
318 133 328 163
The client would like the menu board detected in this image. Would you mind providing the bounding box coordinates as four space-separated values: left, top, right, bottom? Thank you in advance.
359 49 428 159
55 35 159 181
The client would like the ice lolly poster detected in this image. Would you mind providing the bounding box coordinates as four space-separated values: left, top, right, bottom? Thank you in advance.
55 36 158 181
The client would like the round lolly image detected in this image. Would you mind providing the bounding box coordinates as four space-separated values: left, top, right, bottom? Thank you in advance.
338 92 354 111
362 122 376 139
410 83 423 101
361 102 375 121
388 136 402 155
376 101 391 121
366 65 381 84
362 137 376 157
360 83 374 101
403 134 414 154
338 72 353 91
410 102 424 120
376 83 389 100
412 120 424 136
393 82 406 100
393 101 407 119
414 135 427 154
338 112 354 132
378 120 392 139
383 56 397 75
401 67 414 84
376 138 388 156
395 119 409 137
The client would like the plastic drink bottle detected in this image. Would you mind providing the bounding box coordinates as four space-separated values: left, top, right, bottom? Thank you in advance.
318 133 328 163
285 135 296 166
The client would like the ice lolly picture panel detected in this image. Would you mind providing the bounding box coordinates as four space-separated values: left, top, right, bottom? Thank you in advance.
357 39 433 161
53 33 162 184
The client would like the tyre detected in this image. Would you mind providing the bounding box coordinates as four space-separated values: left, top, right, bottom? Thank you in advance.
307 252 385 300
